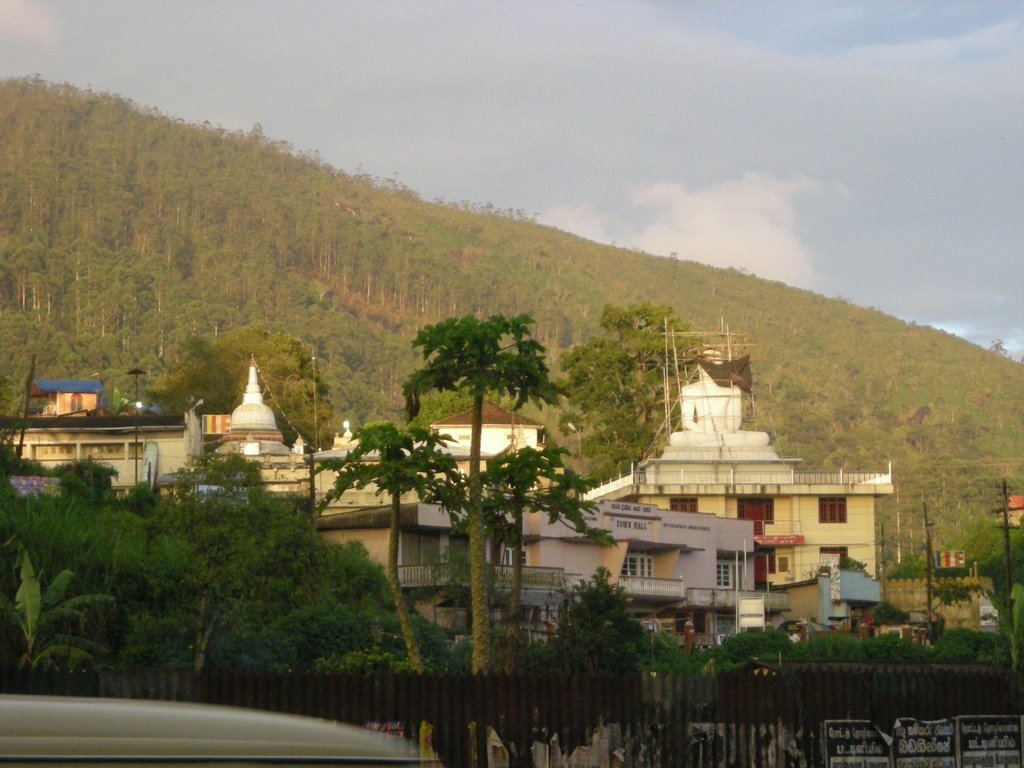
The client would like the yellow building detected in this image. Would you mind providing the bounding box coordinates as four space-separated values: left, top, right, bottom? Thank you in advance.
1 411 200 493
586 355 893 590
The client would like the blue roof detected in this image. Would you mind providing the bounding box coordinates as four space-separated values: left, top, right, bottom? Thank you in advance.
32 379 105 395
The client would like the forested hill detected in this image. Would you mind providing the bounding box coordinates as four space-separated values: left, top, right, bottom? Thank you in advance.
2 77 1022 547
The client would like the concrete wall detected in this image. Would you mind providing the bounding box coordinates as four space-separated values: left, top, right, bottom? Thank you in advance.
884 576 993 631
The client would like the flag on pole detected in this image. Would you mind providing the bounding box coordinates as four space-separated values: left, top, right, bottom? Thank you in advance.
935 551 965 568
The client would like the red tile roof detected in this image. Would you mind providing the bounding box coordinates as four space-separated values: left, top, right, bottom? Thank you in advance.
431 401 541 427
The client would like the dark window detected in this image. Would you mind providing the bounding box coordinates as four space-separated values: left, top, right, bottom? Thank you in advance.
738 498 774 535
670 497 698 512
820 547 848 558
400 532 440 565
819 497 847 523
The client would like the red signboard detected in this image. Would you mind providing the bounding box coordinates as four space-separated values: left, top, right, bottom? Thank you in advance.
755 534 805 546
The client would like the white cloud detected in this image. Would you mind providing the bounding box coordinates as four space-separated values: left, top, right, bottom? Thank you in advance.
544 174 822 287
539 204 613 247
0 0 57 43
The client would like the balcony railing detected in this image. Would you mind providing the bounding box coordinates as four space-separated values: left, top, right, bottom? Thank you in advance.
400 566 788 612
686 588 789 613
398 563 568 590
586 466 892 499
618 576 687 599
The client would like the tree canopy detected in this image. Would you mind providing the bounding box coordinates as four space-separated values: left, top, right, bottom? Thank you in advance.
317 422 462 672
559 303 690 478
403 313 559 673
148 326 332 448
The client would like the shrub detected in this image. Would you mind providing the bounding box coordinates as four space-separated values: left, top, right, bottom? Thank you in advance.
712 630 803 670
803 632 867 662
862 633 931 662
870 601 909 625
932 628 1009 666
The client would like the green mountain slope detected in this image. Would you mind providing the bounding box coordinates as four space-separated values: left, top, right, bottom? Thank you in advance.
2 78 1021 554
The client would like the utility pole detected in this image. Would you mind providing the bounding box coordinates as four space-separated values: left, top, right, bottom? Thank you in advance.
307 348 319 523
879 522 888 603
923 501 936 643
16 355 36 460
1001 480 1014 619
128 368 146 486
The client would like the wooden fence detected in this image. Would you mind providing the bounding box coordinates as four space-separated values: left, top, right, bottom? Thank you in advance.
3 664 1022 766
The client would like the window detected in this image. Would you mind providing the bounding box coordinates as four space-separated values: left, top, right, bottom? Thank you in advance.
738 498 774 534
83 443 124 459
670 497 698 512
716 561 735 589
500 545 523 567
34 444 74 460
777 555 790 574
622 553 653 578
819 497 847 524
400 532 440 565
819 547 848 572
766 552 776 574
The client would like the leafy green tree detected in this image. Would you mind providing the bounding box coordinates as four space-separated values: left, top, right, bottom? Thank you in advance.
149 326 332 448
317 422 462 672
869 601 909 625
559 304 689 478
0 429 22 480
481 445 610 667
57 459 117 503
1 545 114 669
887 555 934 581
553 567 646 675
405 390 475 431
403 314 559 674
154 453 322 671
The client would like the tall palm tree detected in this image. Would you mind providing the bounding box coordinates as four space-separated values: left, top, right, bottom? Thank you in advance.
403 314 558 673
317 423 461 672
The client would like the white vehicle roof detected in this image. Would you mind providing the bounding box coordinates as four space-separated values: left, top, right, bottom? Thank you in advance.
0 695 423 766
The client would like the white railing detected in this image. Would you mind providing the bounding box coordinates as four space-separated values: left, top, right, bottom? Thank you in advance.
618 576 686 598
582 472 636 501
586 467 892 498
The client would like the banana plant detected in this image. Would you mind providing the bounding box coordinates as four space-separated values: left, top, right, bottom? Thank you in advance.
4 545 114 670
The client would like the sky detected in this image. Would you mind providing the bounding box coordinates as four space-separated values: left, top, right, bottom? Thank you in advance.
2 1 1022 357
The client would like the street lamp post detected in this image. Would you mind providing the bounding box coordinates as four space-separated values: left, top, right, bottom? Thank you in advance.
128 368 146 486
567 422 583 458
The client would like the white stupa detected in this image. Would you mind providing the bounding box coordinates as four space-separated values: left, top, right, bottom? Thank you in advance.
217 359 291 456
663 355 776 460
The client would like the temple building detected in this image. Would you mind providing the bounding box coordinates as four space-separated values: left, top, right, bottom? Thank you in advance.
584 350 893 632
215 359 309 495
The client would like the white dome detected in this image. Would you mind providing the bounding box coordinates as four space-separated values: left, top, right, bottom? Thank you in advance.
228 362 281 437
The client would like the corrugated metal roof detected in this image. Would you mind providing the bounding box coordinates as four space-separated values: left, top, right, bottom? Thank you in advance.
0 415 184 430
31 379 105 395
